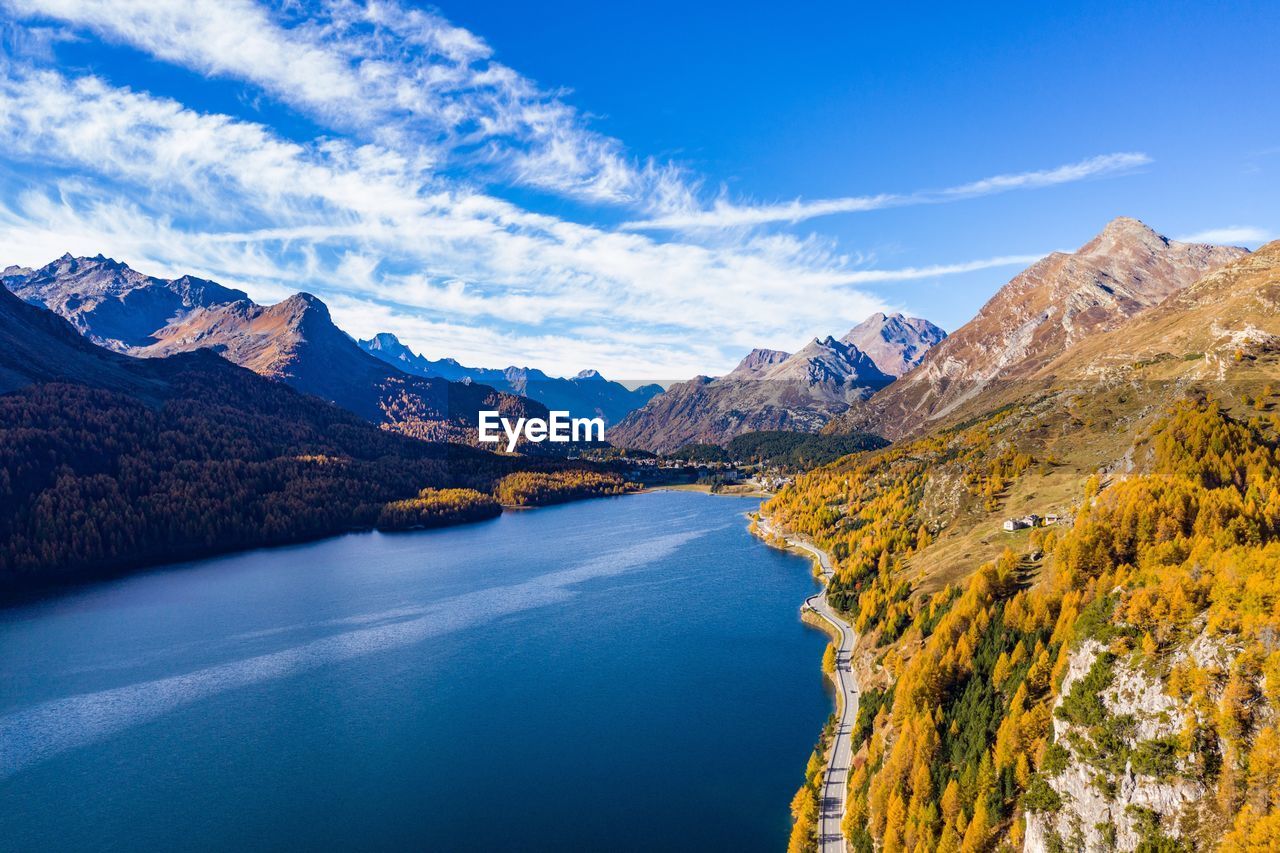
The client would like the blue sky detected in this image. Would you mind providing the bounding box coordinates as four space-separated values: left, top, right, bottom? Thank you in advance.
0 1 1275 380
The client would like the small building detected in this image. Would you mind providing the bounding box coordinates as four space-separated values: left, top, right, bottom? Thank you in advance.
1003 518 1028 531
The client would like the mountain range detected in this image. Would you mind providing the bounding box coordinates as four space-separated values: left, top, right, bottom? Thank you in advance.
4 216 1277 846
3 254 665 439
611 312 945 452
4 255 563 443
1 216 1265 587
615 217 1248 455
358 332 661 426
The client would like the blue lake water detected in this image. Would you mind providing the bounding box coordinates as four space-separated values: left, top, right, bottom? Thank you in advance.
0 491 829 851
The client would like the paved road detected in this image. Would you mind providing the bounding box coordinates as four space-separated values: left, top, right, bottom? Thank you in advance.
760 517 858 853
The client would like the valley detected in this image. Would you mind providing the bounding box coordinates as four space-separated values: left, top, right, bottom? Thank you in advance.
2 219 1276 853
0 4 1274 851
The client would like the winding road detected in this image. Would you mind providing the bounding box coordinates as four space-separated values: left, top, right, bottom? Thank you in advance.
759 516 859 853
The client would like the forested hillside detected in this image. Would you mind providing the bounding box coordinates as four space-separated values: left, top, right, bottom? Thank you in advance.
766 242 1280 852
770 393 1280 851
0 285 635 591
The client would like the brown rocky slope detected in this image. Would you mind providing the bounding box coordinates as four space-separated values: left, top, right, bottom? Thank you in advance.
827 217 1247 440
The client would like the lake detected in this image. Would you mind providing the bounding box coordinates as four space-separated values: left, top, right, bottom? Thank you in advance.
0 490 829 851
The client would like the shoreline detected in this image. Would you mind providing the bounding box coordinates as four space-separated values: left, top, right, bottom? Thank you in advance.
754 512 860 853
2 487 642 607
643 482 774 498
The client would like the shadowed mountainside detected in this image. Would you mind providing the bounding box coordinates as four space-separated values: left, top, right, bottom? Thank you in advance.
5 256 545 443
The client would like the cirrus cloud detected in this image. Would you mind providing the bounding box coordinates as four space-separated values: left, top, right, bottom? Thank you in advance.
622 153 1153 231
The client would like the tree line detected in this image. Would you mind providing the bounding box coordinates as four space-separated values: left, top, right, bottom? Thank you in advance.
0 369 635 591
664 430 888 469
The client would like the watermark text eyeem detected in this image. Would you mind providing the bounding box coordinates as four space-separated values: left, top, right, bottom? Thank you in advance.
478 410 605 451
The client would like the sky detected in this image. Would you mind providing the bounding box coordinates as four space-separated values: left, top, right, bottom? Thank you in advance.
0 1 1275 381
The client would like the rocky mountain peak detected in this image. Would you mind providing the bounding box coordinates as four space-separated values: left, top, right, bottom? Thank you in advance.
1077 216 1173 258
372 331 401 345
725 348 792 380
282 291 323 309
842 311 947 376
362 332 409 353
760 336 891 388
844 218 1249 439
6 255 249 349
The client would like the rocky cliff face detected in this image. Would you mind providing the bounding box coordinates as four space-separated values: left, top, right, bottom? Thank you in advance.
1024 640 1209 852
832 218 1247 439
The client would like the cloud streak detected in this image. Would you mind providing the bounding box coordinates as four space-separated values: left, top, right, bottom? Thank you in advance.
2 0 693 208
0 65 940 376
623 153 1152 230
0 5 1070 378
1174 225 1271 246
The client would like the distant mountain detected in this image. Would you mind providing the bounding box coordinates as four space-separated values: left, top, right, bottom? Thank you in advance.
841 312 947 376
0 279 528 587
762 336 891 387
829 217 1248 439
4 256 545 444
610 334 898 453
360 331 493 384
724 348 791 380
358 332 662 426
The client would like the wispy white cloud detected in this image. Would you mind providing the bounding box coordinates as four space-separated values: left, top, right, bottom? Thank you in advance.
1174 225 1271 246
623 153 1153 230
0 65 1043 376
0 7 1065 378
2 0 692 208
